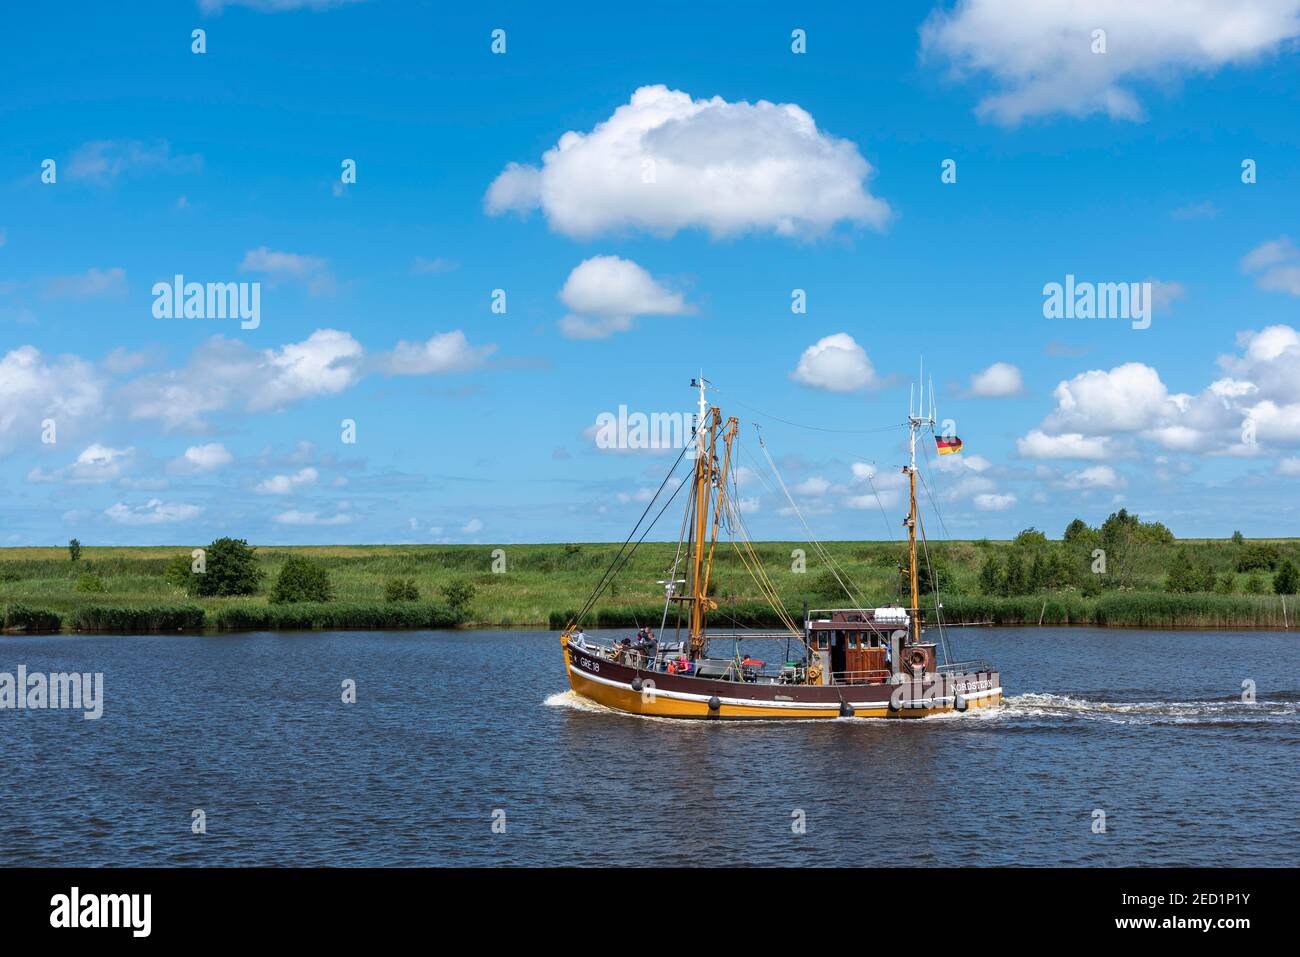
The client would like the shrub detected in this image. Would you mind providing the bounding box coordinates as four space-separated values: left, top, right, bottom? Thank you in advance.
3 603 62 632
195 537 263 597
1274 560 1300 596
977 555 1001 595
896 549 950 596
1014 528 1049 547
270 557 334 604
1165 548 1215 594
68 538 82 562
1236 543 1280 573
440 580 477 614
384 577 420 602
74 572 107 594
71 604 205 632
163 554 198 594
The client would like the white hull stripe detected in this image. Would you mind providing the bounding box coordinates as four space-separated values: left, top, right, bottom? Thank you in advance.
570 666 1001 712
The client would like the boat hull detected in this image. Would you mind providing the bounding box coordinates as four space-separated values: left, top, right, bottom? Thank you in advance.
563 643 1001 720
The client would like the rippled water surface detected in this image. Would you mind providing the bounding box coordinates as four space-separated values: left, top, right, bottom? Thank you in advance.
2 627 1296 866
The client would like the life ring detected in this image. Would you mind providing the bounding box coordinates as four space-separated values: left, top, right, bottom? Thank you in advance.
807 664 822 685
909 649 927 667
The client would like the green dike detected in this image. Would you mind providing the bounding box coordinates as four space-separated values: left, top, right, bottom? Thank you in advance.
1 539 1298 632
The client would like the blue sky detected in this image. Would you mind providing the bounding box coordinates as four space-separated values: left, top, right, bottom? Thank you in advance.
3 0 1300 545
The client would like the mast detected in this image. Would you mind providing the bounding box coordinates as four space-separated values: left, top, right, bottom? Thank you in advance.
688 376 715 658
905 364 934 645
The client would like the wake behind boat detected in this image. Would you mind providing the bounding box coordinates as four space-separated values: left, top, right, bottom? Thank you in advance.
559 376 1003 719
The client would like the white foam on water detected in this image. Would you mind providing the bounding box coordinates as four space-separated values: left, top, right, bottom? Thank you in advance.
543 690 615 713
1002 692 1298 725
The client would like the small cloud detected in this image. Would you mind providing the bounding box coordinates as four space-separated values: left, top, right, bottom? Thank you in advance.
412 256 458 275
973 493 1016 511
102 346 155 376
66 139 201 183
557 255 692 340
379 330 497 375
1147 278 1187 311
29 443 133 484
462 517 483 534
1241 237 1300 296
790 333 878 393
967 362 1024 397
1060 465 1122 489
1043 340 1090 358
170 442 233 474
793 475 833 496
1172 201 1218 221
200 0 363 12
255 467 319 494
105 499 202 525
239 246 335 296
273 509 352 526
45 267 127 300
1016 429 1114 460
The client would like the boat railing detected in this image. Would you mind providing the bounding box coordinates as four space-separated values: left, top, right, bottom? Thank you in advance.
937 660 990 674
830 669 891 686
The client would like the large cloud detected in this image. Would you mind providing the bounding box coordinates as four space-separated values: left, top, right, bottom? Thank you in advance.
1043 363 1173 434
922 0 1300 124
1019 326 1300 462
557 255 691 339
486 84 890 239
119 329 364 430
0 346 105 451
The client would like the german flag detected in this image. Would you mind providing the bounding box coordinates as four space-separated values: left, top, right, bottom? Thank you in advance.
935 435 963 455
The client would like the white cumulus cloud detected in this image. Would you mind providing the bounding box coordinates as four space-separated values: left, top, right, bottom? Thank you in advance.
380 330 497 374
171 443 233 474
256 467 319 495
486 84 890 239
922 0 1300 125
120 329 364 430
968 361 1024 397
558 255 692 339
790 333 879 393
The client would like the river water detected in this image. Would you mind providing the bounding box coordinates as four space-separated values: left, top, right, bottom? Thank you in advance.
2 627 1296 866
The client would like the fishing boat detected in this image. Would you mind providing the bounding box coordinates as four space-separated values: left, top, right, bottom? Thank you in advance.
559 376 1002 719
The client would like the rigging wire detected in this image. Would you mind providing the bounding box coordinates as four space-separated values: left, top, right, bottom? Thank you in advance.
721 391 909 436
720 465 803 641
916 511 955 666
755 429 873 612
565 439 692 632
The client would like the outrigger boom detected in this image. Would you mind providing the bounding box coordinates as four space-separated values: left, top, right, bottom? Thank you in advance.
559 374 1002 720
